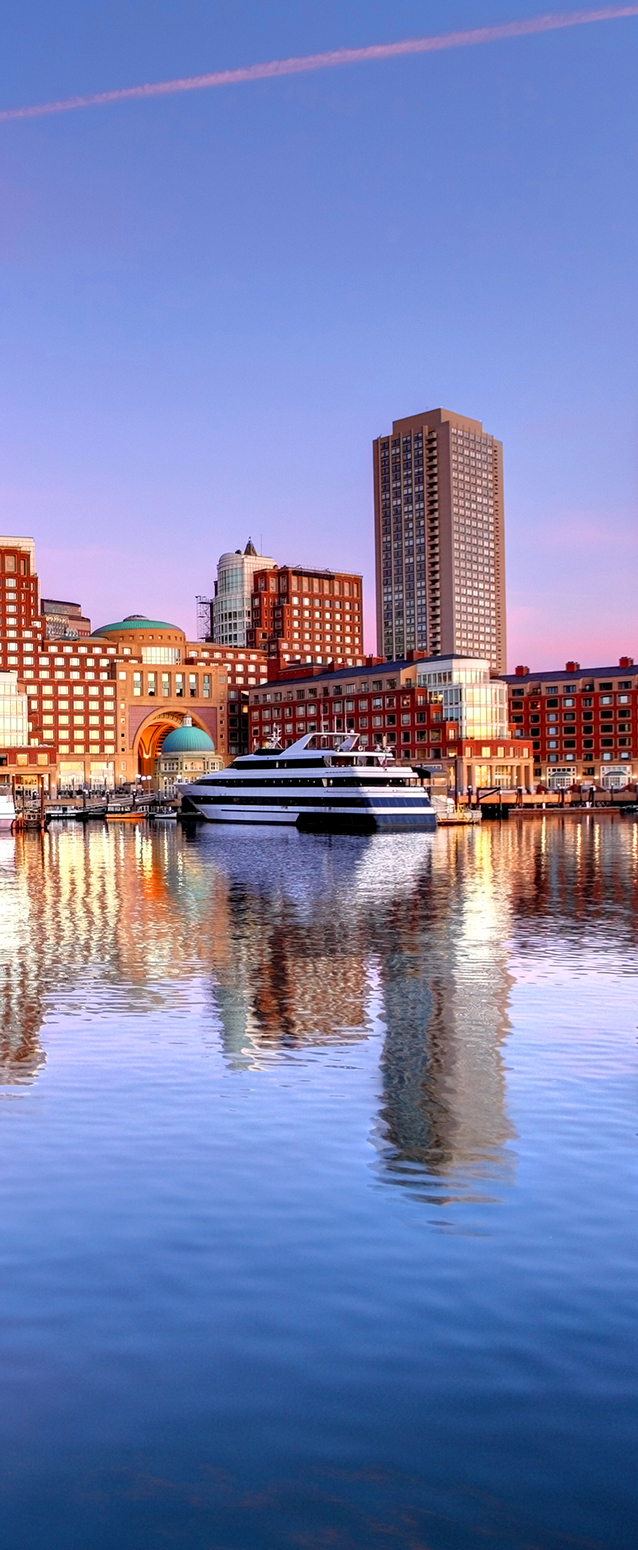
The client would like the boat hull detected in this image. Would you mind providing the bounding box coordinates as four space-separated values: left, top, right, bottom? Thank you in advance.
297 811 436 834
0 799 16 831
180 798 436 832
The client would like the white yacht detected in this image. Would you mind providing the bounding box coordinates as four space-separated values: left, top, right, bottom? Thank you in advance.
179 733 436 832
0 786 16 832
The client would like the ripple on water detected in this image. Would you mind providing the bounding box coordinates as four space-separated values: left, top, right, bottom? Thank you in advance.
0 819 636 1548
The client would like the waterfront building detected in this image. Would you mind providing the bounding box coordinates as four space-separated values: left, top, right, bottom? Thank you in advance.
247 564 364 662
504 657 636 789
41 599 92 639
212 540 275 647
373 408 506 674
0 538 268 793
249 653 531 793
156 717 222 796
417 655 508 740
0 537 48 784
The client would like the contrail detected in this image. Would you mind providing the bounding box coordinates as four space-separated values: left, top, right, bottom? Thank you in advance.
1 4 637 124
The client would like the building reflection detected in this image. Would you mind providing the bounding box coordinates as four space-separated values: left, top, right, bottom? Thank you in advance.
204 831 517 1194
2 819 635 1193
375 830 516 1194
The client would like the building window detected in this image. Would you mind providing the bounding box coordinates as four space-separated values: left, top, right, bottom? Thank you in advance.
133 672 142 697
147 672 156 697
189 675 197 698
162 674 170 697
203 675 211 698
175 675 184 698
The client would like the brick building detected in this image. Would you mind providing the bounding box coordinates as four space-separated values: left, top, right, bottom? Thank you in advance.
0 537 268 793
504 658 636 789
250 652 533 793
247 565 364 662
250 658 442 764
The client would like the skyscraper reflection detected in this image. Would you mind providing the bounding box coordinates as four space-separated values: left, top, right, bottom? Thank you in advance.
375 829 516 1193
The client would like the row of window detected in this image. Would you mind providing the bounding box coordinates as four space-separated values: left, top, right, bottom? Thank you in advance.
255 678 413 704
131 672 213 699
256 695 425 717
512 686 634 702
518 713 632 725
534 738 632 748
255 575 360 597
30 689 115 703
40 715 115 727
0 555 30 574
255 729 433 749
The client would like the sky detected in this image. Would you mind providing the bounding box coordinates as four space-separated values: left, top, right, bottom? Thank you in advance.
0 1 636 669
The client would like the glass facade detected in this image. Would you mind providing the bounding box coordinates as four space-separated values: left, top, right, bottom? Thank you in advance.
0 671 28 746
141 647 181 664
212 548 275 647
418 657 508 741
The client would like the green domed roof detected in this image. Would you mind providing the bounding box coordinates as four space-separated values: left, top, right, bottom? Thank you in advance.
92 614 181 635
161 723 215 754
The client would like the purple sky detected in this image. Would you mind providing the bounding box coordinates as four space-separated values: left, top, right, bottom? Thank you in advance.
1 1 637 668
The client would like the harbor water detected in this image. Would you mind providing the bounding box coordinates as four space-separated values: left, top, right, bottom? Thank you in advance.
0 819 637 1548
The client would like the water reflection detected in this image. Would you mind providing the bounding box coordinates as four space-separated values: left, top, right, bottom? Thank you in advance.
1 818 637 1190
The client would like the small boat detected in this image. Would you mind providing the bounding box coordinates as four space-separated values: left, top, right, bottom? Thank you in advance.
0 787 17 832
149 807 177 822
179 732 437 832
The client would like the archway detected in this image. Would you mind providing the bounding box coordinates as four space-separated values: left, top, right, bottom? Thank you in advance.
135 712 211 777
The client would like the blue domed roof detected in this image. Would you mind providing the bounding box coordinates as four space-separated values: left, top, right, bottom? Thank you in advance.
162 723 215 754
93 615 181 635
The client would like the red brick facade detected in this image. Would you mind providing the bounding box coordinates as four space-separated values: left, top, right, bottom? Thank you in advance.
247 565 364 661
249 659 459 765
505 658 636 784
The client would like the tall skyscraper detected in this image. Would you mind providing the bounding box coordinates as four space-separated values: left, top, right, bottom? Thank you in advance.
212 539 275 647
373 408 506 674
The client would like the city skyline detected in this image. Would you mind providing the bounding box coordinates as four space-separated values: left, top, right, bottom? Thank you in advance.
1 1 637 668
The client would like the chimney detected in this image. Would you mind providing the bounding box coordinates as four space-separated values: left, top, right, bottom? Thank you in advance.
515 665 529 676
619 656 634 668
565 661 580 672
